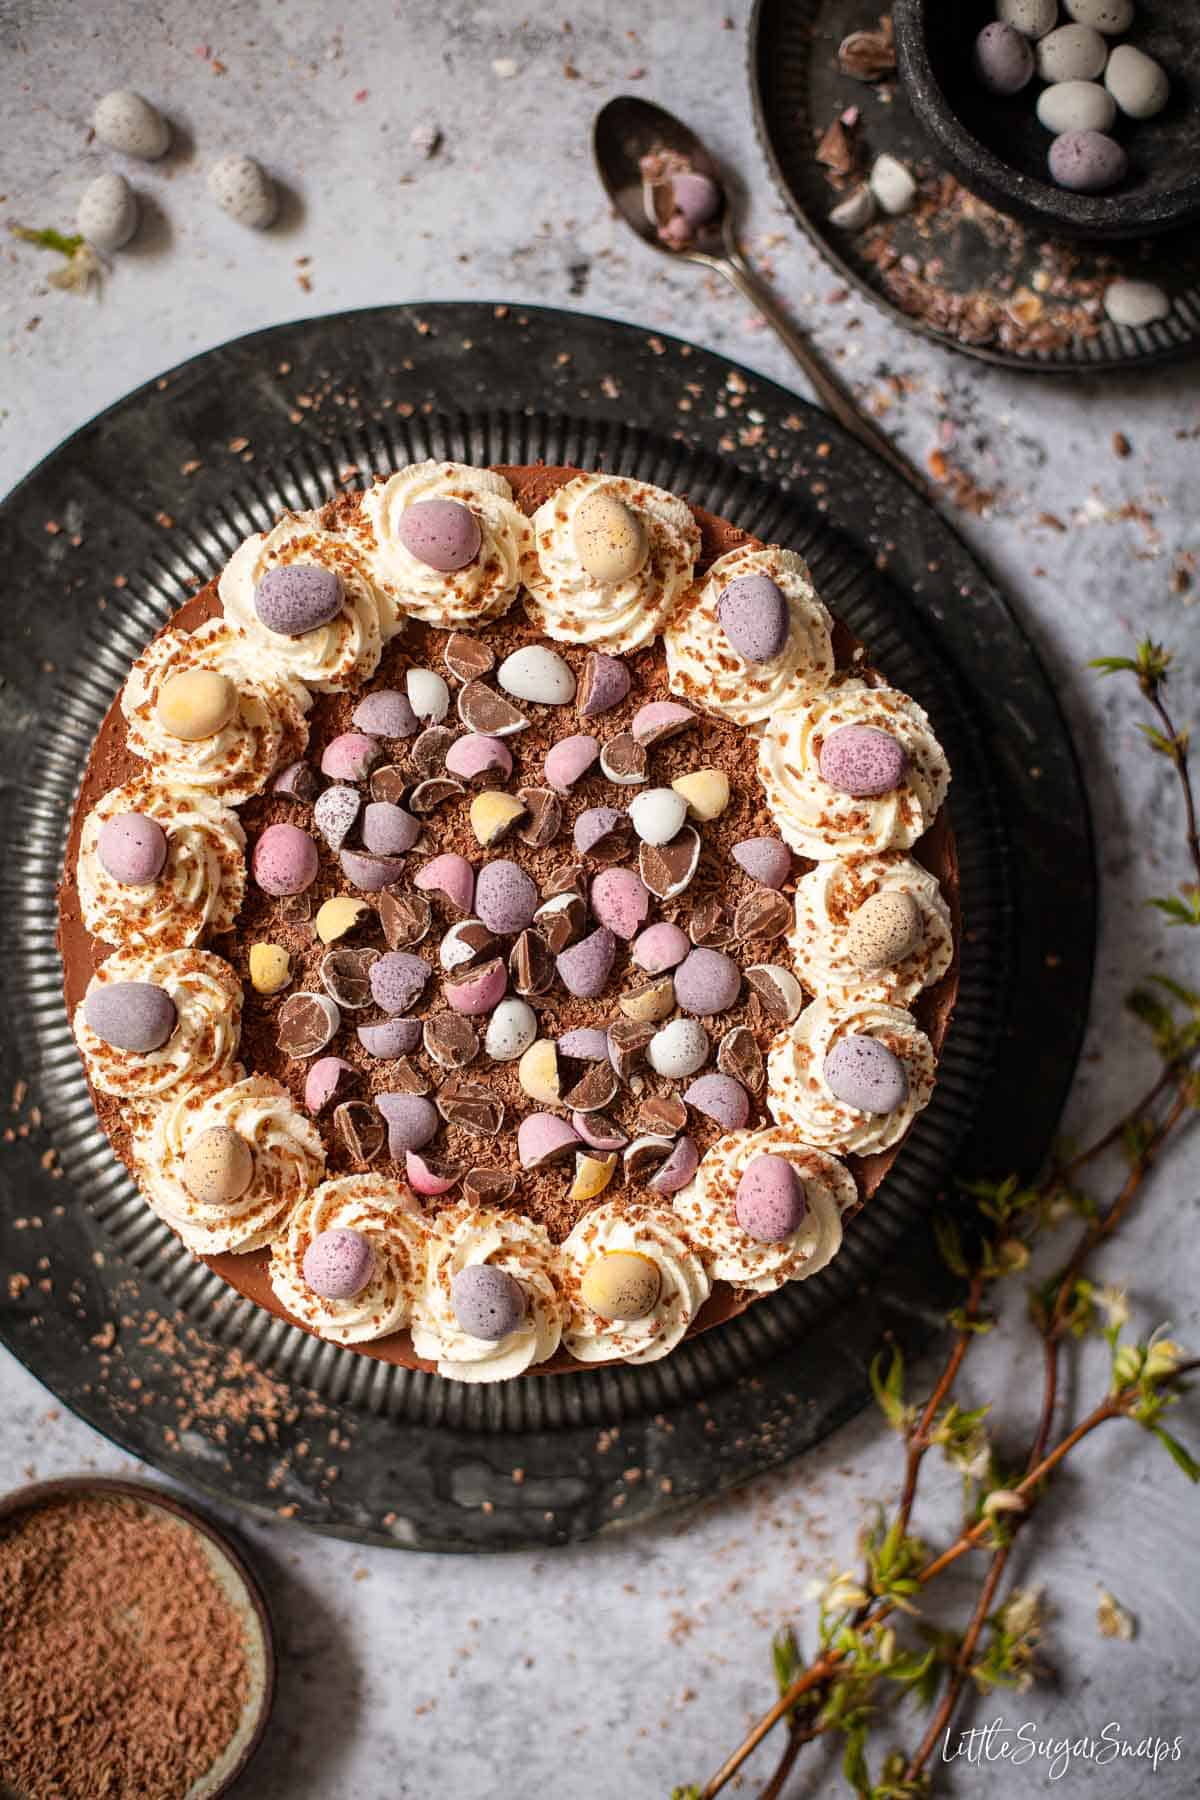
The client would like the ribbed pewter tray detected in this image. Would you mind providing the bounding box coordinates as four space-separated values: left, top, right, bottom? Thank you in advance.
0 305 1094 1547
749 0 1200 372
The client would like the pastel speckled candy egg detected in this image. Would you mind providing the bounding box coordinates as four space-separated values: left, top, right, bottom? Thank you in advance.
683 1073 750 1130
577 651 630 718
304 1056 355 1115
77 172 139 251
376 1092 439 1153
1049 129 1128 192
571 490 649 584
182 1126 254 1206
249 943 291 994
823 1034 909 1114
414 853 475 914
647 1017 709 1078
447 734 513 784
252 823 319 896
1105 43 1169 119
732 836 791 889
208 153 278 229
321 732 381 782
974 21 1034 94
155 669 237 741
580 1250 662 1320
406 668 451 724
475 860 537 935
484 997 538 1062
498 645 576 705
590 868 650 940
556 927 617 999
818 724 907 797
544 733 600 793
632 921 690 973
629 786 687 847
518 1113 579 1168
445 957 508 1015
254 565 342 637
303 1227 375 1300
352 689 420 738
1036 79 1117 135
673 948 741 1017
997 0 1056 36
451 1264 527 1341
369 951 431 1014
734 1155 807 1242
1036 22 1107 82
84 982 177 1053
93 89 170 159
357 1017 422 1057
649 1135 699 1195
397 499 481 572
361 801 421 857
1066 0 1133 34
717 573 790 663
845 891 922 971
97 811 167 886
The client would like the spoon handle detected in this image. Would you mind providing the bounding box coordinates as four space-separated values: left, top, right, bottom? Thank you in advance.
715 251 934 504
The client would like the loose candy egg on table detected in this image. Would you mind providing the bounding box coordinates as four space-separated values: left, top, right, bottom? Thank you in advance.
683 1073 750 1130
93 89 170 159
444 957 509 1016
823 1034 910 1114
352 689 420 738
568 1153 618 1203
313 785 361 851
315 895 369 945
376 1091 439 1154
717 573 790 663
648 1017 710 1078
576 651 631 718
397 498 481 572
590 868 650 940
321 732 380 782
648 1135 700 1195
518 1039 561 1104
571 491 649 583
469 791 526 849
484 998 537 1062
406 668 451 724
84 981 177 1053
632 921 690 973
544 733 600 793
77 172 139 251
414 853 476 914
361 801 421 857
734 1155 807 1242
96 811 167 886
581 1249 662 1319
303 1227 375 1300
556 927 617 999
155 669 238 741
628 786 687 847
671 769 730 822
447 734 514 784
304 1056 355 1115
474 860 538 935
518 1113 580 1168
673 949 741 1017
208 154 279 229
369 951 431 1014
451 1263 527 1341
182 1126 254 1206
357 1017 422 1058
254 565 342 637
732 836 791 889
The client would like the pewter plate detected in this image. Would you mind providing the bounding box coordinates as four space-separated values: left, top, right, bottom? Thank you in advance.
0 303 1093 1548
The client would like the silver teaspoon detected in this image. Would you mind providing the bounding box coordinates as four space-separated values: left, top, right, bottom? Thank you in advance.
594 95 931 503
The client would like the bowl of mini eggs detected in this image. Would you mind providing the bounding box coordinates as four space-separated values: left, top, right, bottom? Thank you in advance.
893 0 1200 237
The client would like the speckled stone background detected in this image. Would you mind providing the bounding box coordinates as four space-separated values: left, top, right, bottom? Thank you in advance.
1 2 1198 1795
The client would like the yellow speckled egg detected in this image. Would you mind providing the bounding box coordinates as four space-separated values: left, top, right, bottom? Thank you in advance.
155 669 238 741
845 891 922 971
580 1249 662 1321
182 1125 254 1206
571 490 649 584
469 789 526 849
315 896 370 945
249 942 292 994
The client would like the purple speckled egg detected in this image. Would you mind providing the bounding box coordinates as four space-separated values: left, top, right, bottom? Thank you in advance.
558 1028 611 1062
818 725 908 797
648 1134 700 1195
574 807 626 857
338 849 408 892
352 689 420 738
518 1113 580 1169
303 1227 375 1300
414 853 475 915
556 927 617 999
577 651 630 718
357 1017 422 1058
590 868 650 940
450 1263 527 1340
445 735 513 784
252 822 319 896
632 921 690 974
544 733 600 793
672 170 721 226
823 1034 909 1114
732 837 791 889
445 957 508 1015
321 732 381 783
361 801 421 857
734 1155 807 1242
83 981 177 1054
717 574 790 664
397 498 481 572
304 1055 354 1115
96 811 167 887
254 564 343 638
683 1073 750 1130
376 1091 439 1153
973 21 1034 95
369 951 431 1015
1048 128 1128 193
474 860 537 935
673 948 741 1017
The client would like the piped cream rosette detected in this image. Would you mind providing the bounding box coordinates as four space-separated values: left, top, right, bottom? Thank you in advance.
219 511 388 689
664 544 834 725
560 1199 710 1365
410 1202 562 1382
269 1174 427 1345
757 679 950 860
77 778 246 952
132 1073 324 1255
122 619 311 805
73 947 242 1106
356 460 531 626
767 997 936 1156
522 472 700 654
673 1126 857 1293
789 854 953 1007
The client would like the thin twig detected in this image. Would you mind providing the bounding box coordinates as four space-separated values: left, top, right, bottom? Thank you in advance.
905 1547 1011 1778
758 1720 826 1800
1054 1056 1189 1183
1148 686 1200 888
895 1271 986 1538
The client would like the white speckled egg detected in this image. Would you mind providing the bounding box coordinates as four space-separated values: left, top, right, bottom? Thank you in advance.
93 90 170 160
406 667 451 724
647 1017 710 1079
77 172 139 252
484 998 538 1062
1105 43 1169 119
1036 79 1117 135
629 786 687 847
498 646 576 705
207 153 279 229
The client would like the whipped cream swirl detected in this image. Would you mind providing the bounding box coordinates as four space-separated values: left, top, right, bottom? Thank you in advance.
757 679 950 860
77 777 246 952
664 544 834 725
122 619 311 805
269 1174 427 1344
560 1199 711 1365
219 511 387 690
410 1202 562 1382
356 461 530 627
767 997 936 1155
73 947 242 1105
522 473 700 654
133 1073 325 1255
673 1126 856 1293
790 854 953 1007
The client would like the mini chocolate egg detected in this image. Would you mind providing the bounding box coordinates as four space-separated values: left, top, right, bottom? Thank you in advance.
734 1154 807 1242
1048 128 1128 193
406 667 452 724
647 1017 710 1078
475 860 538 935
571 490 649 583
718 572 790 663
93 89 170 159
1105 43 1169 119
590 867 651 940
673 949 741 1017
845 890 922 970
484 997 538 1062
672 769 730 822
321 732 381 783
451 1263 527 1340
1036 22 1107 82
672 171 721 225
1103 279 1170 327
683 1073 750 1131
469 790 526 849
83 981 177 1054
352 689 420 738
96 811 167 886
208 153 278 229
580 1249 662 1321
1036 78 1117 135
376 1091 439 1153
732 836 791 889
632 921 691 973
249 942 292 993
155 669 238 741
974 21 1034 95
369 951 431 1014
252 823 319 897
498 645 576 705
397 498 482 572
77 172 139 251
182 1125 254 1207
254 564 343 637
556 927 617 999
823 1034 909 1113
630 786 687 846
303 1227 375 1300
818 724 907 797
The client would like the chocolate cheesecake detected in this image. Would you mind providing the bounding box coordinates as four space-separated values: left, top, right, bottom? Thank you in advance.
58 460 959 1381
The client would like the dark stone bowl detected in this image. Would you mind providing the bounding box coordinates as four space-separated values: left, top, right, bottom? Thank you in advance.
893 0 1200 239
